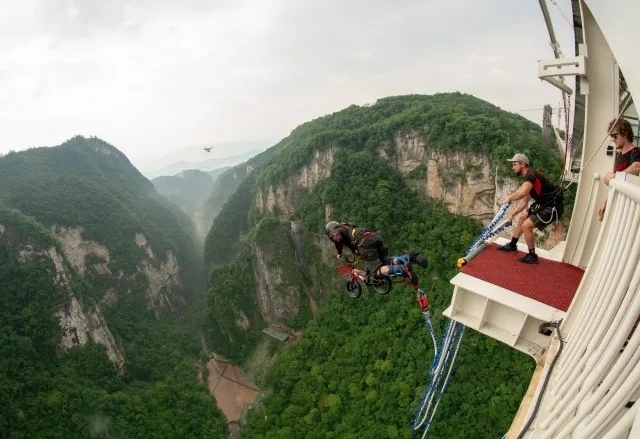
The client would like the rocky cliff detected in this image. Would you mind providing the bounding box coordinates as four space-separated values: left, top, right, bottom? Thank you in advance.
254 132 521 223
1 208 126 370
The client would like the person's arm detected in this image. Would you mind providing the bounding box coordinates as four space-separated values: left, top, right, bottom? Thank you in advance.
623 161 640 176
605 154 640 184
504 181 533 221
505 181 533 204
604 171 616 185
329 231 345 257
508 196 530 221
598 198 607 221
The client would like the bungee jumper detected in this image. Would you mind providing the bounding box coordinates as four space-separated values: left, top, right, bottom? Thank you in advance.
325 221 426 288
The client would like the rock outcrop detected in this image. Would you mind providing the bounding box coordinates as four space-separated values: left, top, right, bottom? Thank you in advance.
255 148 336 214
16 239 126 372
253 133 522 224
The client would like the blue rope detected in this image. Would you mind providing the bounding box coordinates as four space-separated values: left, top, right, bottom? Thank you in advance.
422 310 439 370
412 205 512 437
412 320 465 436
420 323 465 435
466 202 511 254
412 319 449 430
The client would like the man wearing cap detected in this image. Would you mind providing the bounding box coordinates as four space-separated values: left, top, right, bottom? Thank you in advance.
497 153 564 264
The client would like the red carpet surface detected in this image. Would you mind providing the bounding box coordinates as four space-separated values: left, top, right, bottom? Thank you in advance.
460 243 585 311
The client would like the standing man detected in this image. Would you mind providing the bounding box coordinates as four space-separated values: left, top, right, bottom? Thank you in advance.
598 118 640 219
497 154 564 264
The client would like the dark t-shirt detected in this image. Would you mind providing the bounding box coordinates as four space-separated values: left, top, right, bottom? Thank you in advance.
615 147 640 172
524 170 559 204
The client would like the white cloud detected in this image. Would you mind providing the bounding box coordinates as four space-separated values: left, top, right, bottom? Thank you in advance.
0 0 576 171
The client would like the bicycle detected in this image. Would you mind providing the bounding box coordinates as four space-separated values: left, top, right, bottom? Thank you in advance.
336 255 391 298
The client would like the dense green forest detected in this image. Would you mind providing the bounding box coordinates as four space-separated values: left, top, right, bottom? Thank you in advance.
201 93 562 437
239 146 536 438
255 93 564 189
0 136 203 285
0 138 228 437
201 146 283 270
0 204 227 438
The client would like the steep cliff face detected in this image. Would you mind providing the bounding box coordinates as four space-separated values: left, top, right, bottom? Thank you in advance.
133 233 183 313
382 133 488 217
380 132 521 221
255 148 336 214
253 133 518 223
0 136 206 380
51 225 185 316
7 220 185 371
3 216 126 371
252 243 301 327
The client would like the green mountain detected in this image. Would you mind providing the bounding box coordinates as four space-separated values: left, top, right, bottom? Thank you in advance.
152 167 230 243
200 93 564 438
0 136 226 438
201 146 283 266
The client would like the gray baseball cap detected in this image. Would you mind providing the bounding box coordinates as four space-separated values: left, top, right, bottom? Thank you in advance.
507 153 529 165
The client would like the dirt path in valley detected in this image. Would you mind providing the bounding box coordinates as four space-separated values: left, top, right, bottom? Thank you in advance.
199 333 260 433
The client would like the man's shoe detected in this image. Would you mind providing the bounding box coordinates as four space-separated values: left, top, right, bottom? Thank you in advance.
518 253 539 264
497 243 517 252
409 250 428 268
415 255 428 268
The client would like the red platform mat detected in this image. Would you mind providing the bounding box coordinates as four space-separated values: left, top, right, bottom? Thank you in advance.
460 243 585 312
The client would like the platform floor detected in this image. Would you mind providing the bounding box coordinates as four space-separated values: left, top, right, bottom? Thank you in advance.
460 243 585 312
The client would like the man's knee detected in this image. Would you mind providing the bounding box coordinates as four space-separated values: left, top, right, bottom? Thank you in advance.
522 218 537 232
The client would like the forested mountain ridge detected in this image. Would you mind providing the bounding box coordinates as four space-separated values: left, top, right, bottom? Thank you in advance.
0 135 203 300
0 137 228 437
201 92 564 437
201 147 283 229
152 167 230 243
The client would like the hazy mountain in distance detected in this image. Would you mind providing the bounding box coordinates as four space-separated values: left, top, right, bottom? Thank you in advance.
138 142 272 179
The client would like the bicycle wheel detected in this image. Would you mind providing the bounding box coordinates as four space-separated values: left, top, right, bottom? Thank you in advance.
372 276 392 295
346 280 362 298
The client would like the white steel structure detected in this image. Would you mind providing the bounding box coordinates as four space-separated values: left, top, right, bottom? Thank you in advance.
445 1 640 437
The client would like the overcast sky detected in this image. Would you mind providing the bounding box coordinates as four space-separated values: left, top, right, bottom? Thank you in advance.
0 0 575 172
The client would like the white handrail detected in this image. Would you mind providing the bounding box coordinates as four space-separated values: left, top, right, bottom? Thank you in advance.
522 175 640 437
601 404 638 439
552 193 633 388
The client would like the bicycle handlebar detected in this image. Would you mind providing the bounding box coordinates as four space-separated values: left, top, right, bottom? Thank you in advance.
344 253 361 264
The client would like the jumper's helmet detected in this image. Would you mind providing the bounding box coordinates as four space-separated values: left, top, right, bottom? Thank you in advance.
325 221 339 235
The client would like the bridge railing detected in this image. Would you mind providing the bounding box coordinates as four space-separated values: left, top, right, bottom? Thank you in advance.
520 173 640 438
